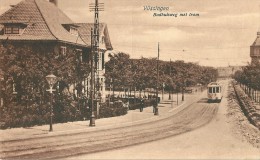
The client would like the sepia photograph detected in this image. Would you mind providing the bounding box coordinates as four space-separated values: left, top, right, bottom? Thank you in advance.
0 0 260 159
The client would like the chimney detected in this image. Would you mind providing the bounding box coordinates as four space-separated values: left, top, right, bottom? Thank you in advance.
49 0 58 6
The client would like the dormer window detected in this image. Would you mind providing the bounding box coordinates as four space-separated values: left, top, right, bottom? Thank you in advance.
5 26 20 34
3 23 27 35
70 27 78 36
62 24 80 36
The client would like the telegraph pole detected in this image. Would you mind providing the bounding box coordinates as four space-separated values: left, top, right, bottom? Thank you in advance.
169 59 172 100
154 42 159 115
89 28 95 127
89 0 104 127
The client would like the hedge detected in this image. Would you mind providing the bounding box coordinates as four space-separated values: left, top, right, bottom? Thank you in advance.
233 81 260 129
99 101 128 118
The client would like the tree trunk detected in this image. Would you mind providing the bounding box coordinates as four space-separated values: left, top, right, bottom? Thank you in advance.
168 87 171 100
182 87 184 101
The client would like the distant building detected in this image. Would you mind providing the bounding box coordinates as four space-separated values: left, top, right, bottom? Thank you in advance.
217 66 242 79
250 32 260 64
0 0 112 102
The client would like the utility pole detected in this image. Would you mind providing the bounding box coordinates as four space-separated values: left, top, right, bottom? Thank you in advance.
89 28 95 127
89 0 104 127
169 59 171 100
155 42 159 115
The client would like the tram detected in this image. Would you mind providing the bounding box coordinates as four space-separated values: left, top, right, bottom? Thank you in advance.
207 82 222 103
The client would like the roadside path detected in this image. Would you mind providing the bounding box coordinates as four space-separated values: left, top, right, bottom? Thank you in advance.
0 93 201 142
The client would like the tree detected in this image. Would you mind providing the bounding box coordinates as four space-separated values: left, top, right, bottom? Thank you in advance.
104 54 218 100
0 43 91 127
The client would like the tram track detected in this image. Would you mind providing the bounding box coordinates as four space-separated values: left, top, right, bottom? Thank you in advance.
1 97 219 160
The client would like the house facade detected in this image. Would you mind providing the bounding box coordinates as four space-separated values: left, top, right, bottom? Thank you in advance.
250 32 260 64
0 0 112 106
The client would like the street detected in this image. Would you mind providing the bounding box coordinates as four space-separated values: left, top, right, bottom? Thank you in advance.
66 80 260 159
1 80 260 159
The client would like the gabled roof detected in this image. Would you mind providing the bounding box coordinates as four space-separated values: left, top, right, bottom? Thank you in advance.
251 32 260 47
0 0 113 50
75 23 113 50
0 0 85 46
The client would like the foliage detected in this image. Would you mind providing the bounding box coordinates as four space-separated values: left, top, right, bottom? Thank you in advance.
233 81 260 129
233 62 260 90
105 52 218 92
99 101 127 118
0 42 91 128
129 98 156 110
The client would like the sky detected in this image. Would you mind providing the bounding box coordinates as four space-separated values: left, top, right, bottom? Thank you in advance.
1 0 260 67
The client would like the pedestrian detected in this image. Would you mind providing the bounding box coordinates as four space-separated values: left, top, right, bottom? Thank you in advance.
140 98 144 112
125 100 129 110
152 98 157 113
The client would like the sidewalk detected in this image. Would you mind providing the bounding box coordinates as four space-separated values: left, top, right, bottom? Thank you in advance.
0 93 200 142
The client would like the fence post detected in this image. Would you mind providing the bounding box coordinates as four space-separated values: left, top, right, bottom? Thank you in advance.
253 89 256 102
253 89 255 100
256 90 259 103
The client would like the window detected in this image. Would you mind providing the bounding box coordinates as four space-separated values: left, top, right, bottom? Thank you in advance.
213 87 215 93
216 87 219 93
209 87 212 93
5 27 12 34
82 48 90 62
5 26 20 34
12 81 17 94
76 49 82 62
70 27 78 36
12 27 19 34
60 46 67 56
102 52 105 70
100 78 103 91
98 52 104 70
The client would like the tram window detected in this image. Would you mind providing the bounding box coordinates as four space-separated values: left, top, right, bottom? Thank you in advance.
216 87 219 93
209 87 213 93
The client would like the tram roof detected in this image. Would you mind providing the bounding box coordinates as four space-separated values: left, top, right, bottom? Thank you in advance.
207 82 221 87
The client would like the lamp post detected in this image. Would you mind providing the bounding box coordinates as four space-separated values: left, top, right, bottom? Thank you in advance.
46 73 57 132
182 79 185 101
177 87 179 106
154 42 159 115
162 83 165 101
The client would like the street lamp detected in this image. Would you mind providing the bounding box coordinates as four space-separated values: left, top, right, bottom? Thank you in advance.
46 73 57 132
154 42 160 115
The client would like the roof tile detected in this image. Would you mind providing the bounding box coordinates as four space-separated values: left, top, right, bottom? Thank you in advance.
0 0 112 49
75 23 113 50
0 0 85 45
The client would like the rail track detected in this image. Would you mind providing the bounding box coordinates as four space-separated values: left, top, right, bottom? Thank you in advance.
0 96 219 160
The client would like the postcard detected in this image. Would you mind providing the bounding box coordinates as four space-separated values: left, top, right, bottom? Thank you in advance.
0 0 259 159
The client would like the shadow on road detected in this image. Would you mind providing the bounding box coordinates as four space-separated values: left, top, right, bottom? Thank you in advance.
197 98 208 104
160 102 173 104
